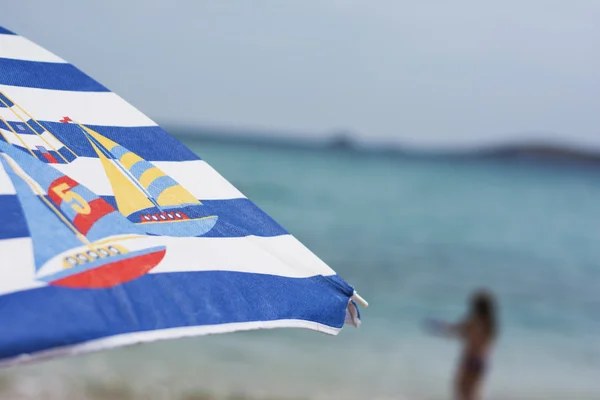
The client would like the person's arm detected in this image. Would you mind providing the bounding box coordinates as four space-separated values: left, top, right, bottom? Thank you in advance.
424 318 468 338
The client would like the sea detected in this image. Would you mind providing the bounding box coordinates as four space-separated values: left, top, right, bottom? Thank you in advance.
1 136 599 400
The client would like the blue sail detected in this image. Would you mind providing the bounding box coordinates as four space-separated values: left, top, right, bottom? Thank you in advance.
0 155 82 271
0 141 75 191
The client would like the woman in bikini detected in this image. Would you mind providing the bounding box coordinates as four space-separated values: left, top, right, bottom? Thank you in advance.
425 290 498 400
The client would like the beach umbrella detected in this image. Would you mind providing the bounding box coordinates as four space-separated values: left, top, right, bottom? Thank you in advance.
0 26 367 367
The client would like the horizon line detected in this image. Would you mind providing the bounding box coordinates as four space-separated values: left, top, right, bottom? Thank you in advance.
163 123 600 164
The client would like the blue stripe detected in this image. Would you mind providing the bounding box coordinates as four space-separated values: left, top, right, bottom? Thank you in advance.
0 58 109 92
0 195 288 240
58 147 76 163
21 120 44 134
108 145 128 159
0 119 45 135
1 120 199 161
0 271 352 361
0 120 35 135
39 122 200 161
48 150 67 163
129 160 150 180
0 194 28 238
0 93 13 107
0 27 14 35
146 175 178 199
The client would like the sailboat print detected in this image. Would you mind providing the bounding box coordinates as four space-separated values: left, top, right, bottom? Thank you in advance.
0 90 76 164
0 140 166 289
68 120 218 237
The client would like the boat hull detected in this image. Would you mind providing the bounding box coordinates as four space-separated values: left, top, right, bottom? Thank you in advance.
38 246 167 289
138 215 218 237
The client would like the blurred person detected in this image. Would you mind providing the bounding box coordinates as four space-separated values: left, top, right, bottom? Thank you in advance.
425 289 498 400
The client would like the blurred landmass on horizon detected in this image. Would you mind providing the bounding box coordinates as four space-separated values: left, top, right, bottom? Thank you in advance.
166 123 600 166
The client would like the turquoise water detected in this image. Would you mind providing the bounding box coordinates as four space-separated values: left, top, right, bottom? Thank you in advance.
2 138 600 399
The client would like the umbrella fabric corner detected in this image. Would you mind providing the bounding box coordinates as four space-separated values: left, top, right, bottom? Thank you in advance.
0 25 366 367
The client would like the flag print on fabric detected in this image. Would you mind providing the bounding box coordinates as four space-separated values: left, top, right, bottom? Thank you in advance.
0 26 366 367
0 90 76 165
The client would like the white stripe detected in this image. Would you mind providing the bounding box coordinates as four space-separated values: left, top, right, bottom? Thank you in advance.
0 104 28 121
0 85 156 127
155 159 245 200
0 158 15 194
0 239 44 295
0 128 64 151
49 157 245 200
0 235 336 296
0 34 66 63
148 235 337 276
0 319 341 369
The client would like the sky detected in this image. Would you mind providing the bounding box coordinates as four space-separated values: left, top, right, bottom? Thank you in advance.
2 1 600 150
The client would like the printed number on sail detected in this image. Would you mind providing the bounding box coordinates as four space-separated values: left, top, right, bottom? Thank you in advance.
51 182 91 215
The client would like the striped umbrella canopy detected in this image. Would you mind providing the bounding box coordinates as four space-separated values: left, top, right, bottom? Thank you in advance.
0 25 367 367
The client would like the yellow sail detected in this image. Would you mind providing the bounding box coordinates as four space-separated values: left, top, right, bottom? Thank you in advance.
86 139 154 217
81 125 120 152
155 184 200 207
81 124 201 213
